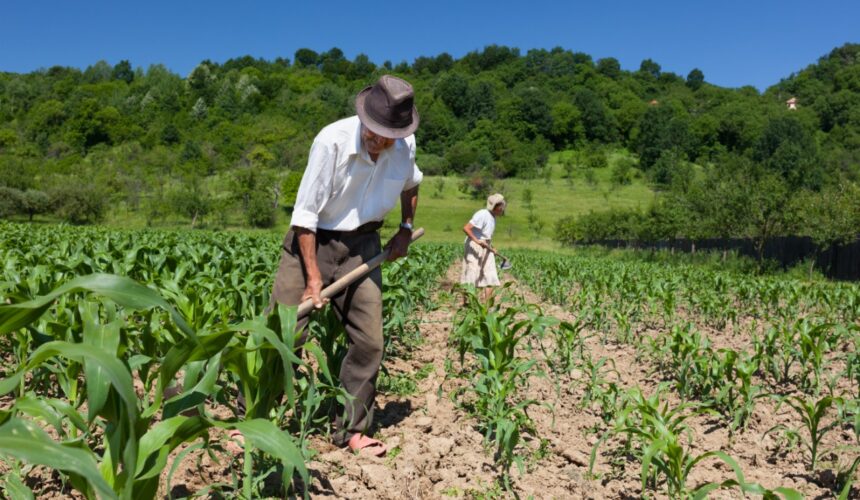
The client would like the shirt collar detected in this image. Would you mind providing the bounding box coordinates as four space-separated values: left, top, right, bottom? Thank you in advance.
345 118 361 158
346 116 405 163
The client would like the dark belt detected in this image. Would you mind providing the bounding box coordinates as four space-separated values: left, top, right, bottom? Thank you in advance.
316 220 384 239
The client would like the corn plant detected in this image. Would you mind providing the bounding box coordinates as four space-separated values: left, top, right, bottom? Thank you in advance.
577 353 619 410
845 333 860 399
543 316 586 374
0 274 310 498
766 395 843 472
591 389 800 499
449 286 546 488
796 320 838 393
714 350 765 433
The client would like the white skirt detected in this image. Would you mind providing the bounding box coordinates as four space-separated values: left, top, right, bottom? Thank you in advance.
460 240 500 287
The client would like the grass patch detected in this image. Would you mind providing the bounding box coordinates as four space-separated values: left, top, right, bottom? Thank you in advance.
88 148 656 251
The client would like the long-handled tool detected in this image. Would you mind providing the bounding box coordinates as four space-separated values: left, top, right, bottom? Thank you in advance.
296 227 425 318
487 244 512 271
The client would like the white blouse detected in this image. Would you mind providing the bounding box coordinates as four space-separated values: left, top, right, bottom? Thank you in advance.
466 208 496 241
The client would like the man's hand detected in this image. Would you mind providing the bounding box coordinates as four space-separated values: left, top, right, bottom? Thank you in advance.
385 228 412 261
301 277 327 309
294 227 327 309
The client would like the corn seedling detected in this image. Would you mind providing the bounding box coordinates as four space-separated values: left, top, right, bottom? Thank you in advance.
766 395 843 472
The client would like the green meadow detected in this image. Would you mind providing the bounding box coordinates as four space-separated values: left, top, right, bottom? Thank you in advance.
382 151 654 250
27 150 654 251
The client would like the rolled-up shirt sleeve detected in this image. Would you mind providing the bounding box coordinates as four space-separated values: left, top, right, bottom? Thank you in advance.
290 139 334 231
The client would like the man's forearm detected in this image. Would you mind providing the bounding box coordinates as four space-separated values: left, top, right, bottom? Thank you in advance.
294 227 322 283
401 186 418 224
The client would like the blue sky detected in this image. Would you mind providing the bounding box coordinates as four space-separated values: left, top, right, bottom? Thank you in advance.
2 0 857 90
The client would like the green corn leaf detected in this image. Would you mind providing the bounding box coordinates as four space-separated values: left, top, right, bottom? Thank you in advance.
135 415 209 480
162 355 221 419
229 419 309 496
14 340 140 490
81 301 121 422
23 341 137 424
145 329 235 419
0 273 194 340
0 418 116 500
11 394 66 433
837 456 860 500
2 473 34 500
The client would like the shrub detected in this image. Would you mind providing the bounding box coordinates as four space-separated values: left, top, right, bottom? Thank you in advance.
0 187 23 218
610 157 635 186
247 191 277 228
417 153 448 176
458 172 493 200
20 189 51 220
167 185 211 227
280 170 303 208
586 149 608 169
50 183 107 224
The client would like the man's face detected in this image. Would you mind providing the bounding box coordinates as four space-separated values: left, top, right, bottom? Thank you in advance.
361 126 395 157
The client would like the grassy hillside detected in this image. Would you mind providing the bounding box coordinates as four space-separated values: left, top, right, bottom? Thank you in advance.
12 149 655 250
384 151 654 250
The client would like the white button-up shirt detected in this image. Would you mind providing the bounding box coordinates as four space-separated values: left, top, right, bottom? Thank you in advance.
466 208 496 242
290 116 423 232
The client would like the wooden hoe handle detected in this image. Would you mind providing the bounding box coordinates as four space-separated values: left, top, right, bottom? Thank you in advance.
296 227 425 319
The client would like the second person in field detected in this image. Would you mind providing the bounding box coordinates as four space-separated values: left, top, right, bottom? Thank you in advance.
461 193 506 301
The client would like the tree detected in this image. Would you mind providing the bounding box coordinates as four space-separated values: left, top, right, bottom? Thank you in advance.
596 57 622 79
348 53 376 79
0 187 23 218
549 101 585 148
191 98 208 121
686 68 704 90
319 47 349 76
247 190 277 228
19 189 50 221
635 104 692 170
294 48 319 68
511 86 553 140
50 182 108 224
112 60 134 83
638 59 661 79
610 157 635 187
281 170 303 207
445 141 491 175
168 184 212 227
792 183 860 276
25 99 65 148
649 149 691 188
187 63 216 103
436 73 471 118
742 173 794 266
573 88 615 142
64 98 115 152
754 115 821 189
690 158 751 258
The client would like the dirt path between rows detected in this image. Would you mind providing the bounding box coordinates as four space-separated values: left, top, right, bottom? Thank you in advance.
299 263 857 499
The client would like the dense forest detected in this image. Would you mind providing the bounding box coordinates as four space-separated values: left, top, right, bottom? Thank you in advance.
0 44 858 245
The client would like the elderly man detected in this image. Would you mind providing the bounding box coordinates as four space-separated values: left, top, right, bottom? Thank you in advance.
270 75 421 457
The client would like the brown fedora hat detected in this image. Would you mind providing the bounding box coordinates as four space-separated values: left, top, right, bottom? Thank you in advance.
355 75 419 139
